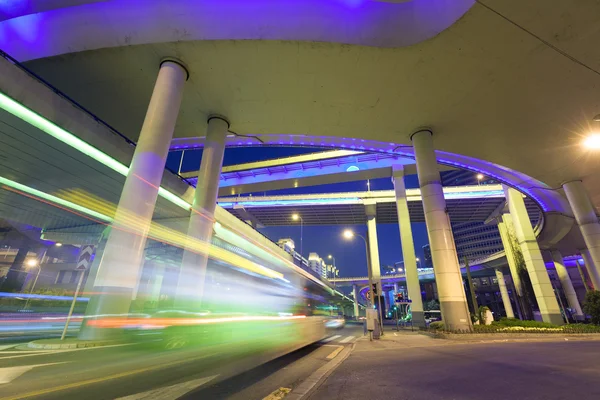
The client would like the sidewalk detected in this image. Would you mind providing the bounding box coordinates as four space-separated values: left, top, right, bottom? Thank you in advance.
305 328 600 400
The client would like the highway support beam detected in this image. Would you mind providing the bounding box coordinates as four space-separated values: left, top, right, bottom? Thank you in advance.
563 180 600 291
79 59 188 340
504 186 563 325
365 201 384 332
579 249 600 290
494 268 515 319
551 250 584 320
352 284 360 318
411 129 472 331
497 214 527 319
175 116 229 310
392 165 425 328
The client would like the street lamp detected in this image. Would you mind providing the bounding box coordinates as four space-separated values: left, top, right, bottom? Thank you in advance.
476 173 484 185
23 259 41 310
583 134 600 150
342 229 384 334
291 213 303 257
416 257 421 269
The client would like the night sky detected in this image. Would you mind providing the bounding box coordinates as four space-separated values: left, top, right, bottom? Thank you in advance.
166 147 430 278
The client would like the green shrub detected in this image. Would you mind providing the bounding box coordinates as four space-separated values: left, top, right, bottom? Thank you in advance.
429 321 445 331
583 290 600 325
492 317 559 329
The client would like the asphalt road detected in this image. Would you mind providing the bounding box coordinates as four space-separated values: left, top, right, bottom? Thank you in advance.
309 331 600 400
0 324 364 400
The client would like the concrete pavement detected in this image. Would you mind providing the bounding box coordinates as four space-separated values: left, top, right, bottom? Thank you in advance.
307 328 600 400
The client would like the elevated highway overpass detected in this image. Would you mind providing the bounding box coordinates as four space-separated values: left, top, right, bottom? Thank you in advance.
1 0 599 330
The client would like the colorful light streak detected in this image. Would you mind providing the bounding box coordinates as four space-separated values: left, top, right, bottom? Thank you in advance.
87 314 307 329
0 91 191 211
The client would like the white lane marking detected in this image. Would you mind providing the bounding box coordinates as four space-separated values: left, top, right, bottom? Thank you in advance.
326 346 344 360
115 374 219 399
262 387 291 400
322 335 341 343
394 333 398 336
0 342 137 360
0 362 68 384
339 336 355 344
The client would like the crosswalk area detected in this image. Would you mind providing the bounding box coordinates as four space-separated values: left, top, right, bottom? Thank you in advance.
321 335 357 344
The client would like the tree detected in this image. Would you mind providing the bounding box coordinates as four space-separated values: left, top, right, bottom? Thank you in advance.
583 290 600 325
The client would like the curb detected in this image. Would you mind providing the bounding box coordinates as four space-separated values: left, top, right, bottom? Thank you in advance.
422 331 600 341
287 342 355 400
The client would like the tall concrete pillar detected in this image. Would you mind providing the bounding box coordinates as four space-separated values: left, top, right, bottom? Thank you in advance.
393 282 399 294
352 284 360 318
504 186 563 325
563 180 600 287
1 245 31 292
392 165 425 328
80 60 187 339
365 202 382 294
580 249 600 290
497 215 527 319
365 202 384 331
494 268 515 319
411 129 471 331
551 250 583 320
175 116 228 309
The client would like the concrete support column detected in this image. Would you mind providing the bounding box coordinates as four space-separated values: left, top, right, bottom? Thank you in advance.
365 203 382 293
411 129 471 331
494 269 515 319
580 249 600 290
393 282 399 294
175 116 229 309
80 60 187 339
504 186 563 325
497 215 527 319
392 165 425 328
563 180 600 287
551 250 584 320
1 245 31 292
352 284 360 318
365 202 384 331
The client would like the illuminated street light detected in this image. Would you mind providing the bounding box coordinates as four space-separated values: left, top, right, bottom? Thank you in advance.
343 229 354 239
55 243 62 247
26 259 38 267
583 134 600 149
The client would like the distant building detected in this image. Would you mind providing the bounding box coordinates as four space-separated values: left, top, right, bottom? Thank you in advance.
422 245 433 269
308 253 327 278
452 222 503 262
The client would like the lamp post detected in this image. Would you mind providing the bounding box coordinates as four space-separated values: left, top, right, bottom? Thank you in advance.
343 229 384 334
476 173 484 185
23 247 49 310
291 213 303 257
